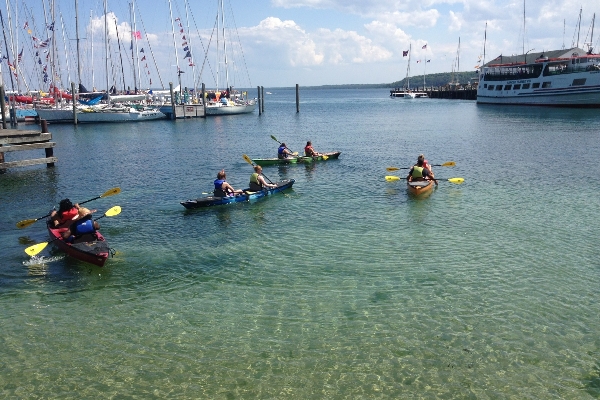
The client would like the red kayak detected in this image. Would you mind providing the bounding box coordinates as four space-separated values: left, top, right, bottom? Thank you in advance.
47 220 110 267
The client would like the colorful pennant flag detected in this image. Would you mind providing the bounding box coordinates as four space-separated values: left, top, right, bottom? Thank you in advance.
403 50 409 57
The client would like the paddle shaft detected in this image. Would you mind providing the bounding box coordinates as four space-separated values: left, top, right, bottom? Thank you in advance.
242 154 274 184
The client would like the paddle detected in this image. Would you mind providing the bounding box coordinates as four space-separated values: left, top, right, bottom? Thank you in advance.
24 206 122 257
386 161 456 172
270 135 299 157
385 176 464 184
16 187 121 229
243 154 275 184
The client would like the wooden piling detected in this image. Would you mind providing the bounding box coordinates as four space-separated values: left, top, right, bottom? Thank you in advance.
0 85 7 129
71 82 78 125
169 82 176 120
202 83 206 116
257 86 262 115
296 84 300 113
260 86 265 113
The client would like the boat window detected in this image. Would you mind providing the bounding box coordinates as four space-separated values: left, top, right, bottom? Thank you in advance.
495 85 502 90
572 78 587 86
522 83 530 89
580 58 588 64
513 84 521 90
504 85 512 90
532 83 540 88
482 64 543 81
542 82 551 88
483 84 487 88
488 85 494 90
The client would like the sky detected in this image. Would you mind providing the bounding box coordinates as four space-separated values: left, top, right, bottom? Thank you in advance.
2 0 600 91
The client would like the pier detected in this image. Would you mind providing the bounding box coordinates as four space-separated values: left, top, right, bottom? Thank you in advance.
0 120 57 170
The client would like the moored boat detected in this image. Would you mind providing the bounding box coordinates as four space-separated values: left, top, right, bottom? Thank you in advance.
47 220 110 267
407 180 435 196
252 151 341 166
181 179 295 209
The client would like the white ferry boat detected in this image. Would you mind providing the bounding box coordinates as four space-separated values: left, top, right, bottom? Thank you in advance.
476 47 600 107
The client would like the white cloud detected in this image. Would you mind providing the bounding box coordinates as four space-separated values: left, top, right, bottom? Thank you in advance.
448 10 463 31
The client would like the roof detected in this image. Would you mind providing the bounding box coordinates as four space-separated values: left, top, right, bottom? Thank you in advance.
483 47 588 67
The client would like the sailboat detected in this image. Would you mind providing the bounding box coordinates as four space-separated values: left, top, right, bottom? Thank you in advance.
390 43 428 99
36 0 164 123
204 0 256 116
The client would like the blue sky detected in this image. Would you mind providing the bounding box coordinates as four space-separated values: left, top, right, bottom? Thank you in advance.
2 0 600 91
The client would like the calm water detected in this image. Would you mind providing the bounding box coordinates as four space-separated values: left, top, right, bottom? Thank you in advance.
1 88 600 398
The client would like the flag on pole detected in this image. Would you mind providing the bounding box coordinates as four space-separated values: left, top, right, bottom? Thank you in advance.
183 51 191 59
403 50 409 57
422 44 427 49
17 48 23 62
417 60 421 63
133 31 141 39
140 48 145 53
427 60 430 62
141 55 146 61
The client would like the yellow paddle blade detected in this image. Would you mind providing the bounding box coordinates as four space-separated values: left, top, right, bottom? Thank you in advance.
104 206 122 217
16 219 38 229
242 154 254 165
25 242 49 257
385 175 402 181
322 155 328 160
447 177 464 184
386 167 400 172
441 161 456 167
292 152 298 156
101 187 121 198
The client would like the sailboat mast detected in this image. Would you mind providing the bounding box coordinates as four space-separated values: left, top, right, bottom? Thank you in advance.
405 43 411 91
90 10 95 89
221 0 229 91
104 0 109 102
577 8 582 48
130 1 141 92
483 22 487 65
168 0 181 91
75 0 81 87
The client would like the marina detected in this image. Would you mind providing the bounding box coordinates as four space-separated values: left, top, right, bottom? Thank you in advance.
1 87 599 397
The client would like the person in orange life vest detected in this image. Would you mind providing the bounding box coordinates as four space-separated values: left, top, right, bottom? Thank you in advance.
50 198 80 227
61 207 99 242
407 158 438 185
214 169 244 197
304 141 321 157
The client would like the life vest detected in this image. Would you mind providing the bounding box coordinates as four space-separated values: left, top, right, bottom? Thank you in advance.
249 173 263 191
304 146 314 156
66 215 97 243
213 179 228 197
411 166 424 178
278 146 287 159
59 207 79 224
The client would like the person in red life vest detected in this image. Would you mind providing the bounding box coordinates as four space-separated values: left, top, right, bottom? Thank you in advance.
418 154 434 177
304 141 321 157
214 169 244 197
61 207 100 242
50 198 80 227
407 157 438 185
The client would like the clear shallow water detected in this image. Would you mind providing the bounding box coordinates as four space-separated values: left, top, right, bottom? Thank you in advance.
1 88 600 398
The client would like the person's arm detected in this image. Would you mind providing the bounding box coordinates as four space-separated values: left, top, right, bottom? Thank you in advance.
258 175 276 188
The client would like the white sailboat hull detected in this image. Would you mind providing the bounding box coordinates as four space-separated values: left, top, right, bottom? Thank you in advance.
35 107 165 123
205 101 256 116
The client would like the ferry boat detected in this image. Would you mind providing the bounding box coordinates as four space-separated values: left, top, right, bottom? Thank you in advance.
477 47 600 107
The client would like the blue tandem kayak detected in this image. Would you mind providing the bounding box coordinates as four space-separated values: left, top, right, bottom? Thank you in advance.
180 179 295 209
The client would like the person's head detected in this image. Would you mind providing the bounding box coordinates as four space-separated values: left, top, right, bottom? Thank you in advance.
254 165 262 173
217 170 226 180
58 198 73 213
416 158 424 167
418 154 425 162
306 141 312 146
281 143 286 147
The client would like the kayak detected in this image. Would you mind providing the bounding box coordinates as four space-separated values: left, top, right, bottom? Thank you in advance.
407 180 436 196
252 151 341 166
180 179 295 209
47 220 111 267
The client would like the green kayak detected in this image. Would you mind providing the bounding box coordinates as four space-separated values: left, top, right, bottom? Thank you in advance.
253 151 341 166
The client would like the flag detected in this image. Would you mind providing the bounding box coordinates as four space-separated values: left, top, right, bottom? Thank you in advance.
417 60 421 63
141 55 146 61
183 46 189 51
427 60 430 62
403 50 409 57
182 35 186 40
140 48 144 53
23 21 29 29
189 63 195 67
182 41 187 46
47 22 54 31
150 79 152 85
175 17 180 21
422 44 427 49
474 65 480 69
183 51 191 59
17 48 23 62
133 31 141 39
180 29 184 33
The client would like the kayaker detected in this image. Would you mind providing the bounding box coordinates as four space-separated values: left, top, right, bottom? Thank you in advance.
50 198 80 227
214 170 244 197
61 207 100 242
407 158 438 185
418 154 434 177
304 141 320 157
278 143 294 159
249 165 277 191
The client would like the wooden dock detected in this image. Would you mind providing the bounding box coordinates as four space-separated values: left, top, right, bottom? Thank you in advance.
390 86 477 100
0 121 57 170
